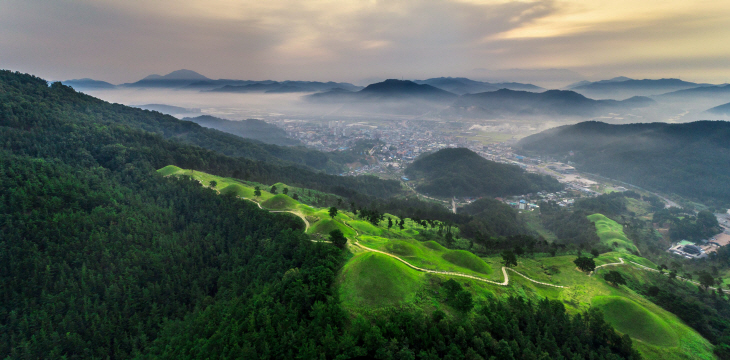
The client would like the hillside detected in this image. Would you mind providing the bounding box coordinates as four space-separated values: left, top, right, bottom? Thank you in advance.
445 89 655 119
708 102 730 116
404 148 563 197
182 115 301 146
517 120 730 208
413 77 543 95
307 79 457 103
571 78 710 99
208 80 361 93
61 78 117 90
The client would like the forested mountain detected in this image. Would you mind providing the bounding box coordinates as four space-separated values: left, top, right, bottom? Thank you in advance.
122 69 211 88
517 120 730 208
182 115 301 146
308 79 457 103
208 80 361 93
404 148 563 197
132 103 201 115
0 69 643 359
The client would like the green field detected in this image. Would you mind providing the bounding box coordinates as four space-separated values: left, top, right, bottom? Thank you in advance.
588 213 639 253
593 296 677 347
159 166 715 360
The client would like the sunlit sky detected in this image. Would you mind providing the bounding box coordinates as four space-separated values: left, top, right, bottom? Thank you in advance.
2 0 729 86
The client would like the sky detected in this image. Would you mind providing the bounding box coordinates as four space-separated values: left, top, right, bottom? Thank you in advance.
2 0 730 86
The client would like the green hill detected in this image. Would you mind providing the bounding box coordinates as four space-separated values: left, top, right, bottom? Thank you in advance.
588 213 639 253
404 148 562 198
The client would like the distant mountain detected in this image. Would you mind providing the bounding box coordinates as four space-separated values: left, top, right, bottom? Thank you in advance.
445 89 655 119
658 84 730 99
208 80 361 94
306 79 457 115
309 79 456 102
182 115 300 146
122 69 211 88
566 77 632 89
517 120 730 207
413 77 542 95
707 102 730 116
131 104 201 115
570 78 711 99
404 148 562 198
62 78 117 90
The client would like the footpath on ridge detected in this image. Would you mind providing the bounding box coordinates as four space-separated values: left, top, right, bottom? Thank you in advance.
246 195 699 292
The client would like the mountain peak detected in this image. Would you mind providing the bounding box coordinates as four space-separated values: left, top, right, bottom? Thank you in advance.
142 69 209 81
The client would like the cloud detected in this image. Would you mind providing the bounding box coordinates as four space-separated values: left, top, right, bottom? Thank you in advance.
1 0 729 84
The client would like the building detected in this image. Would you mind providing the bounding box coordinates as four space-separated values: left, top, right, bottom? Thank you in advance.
668 241 708 259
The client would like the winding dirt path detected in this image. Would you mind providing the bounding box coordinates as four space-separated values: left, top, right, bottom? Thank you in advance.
593 257 718 290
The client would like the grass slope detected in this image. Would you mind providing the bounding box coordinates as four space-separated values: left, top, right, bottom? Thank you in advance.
261 194 299 210
338 252 424 308
588 213 639 253
593 296 677 347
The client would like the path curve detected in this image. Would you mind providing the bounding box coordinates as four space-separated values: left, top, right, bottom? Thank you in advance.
593 257 718 290
244 197 310 231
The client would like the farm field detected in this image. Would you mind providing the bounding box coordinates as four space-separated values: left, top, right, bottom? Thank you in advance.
159 166 715 360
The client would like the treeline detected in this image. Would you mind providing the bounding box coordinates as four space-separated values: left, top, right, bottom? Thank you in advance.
148 294 642 360
539 201 600 246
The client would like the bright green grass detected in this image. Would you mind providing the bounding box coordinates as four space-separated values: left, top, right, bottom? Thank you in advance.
347 220 385 236
308 218 356 238
423 241 447 251
157 165 183 176
385 240 419 256
592 296 677 347
588 214 639 253
442 250 492 274
261 194 299 210
220 183 255 198
338 252 423 308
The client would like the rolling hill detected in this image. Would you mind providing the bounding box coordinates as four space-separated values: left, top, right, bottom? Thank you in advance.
517 120 730 208
61 78 117 90
413 77 543 95
122 69 211 88
182 115 301 146
707 101 730 116
404 148 563 197
570 78 712 99
445 89 655 119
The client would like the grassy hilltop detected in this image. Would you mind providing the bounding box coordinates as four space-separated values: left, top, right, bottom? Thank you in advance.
161 165 715 360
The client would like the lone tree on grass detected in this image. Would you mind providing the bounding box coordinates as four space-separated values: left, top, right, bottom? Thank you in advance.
292 193 299 200
283 187 289 195
329 206 338 219
209 180 217 188
254 186 261 197
387 217 393 230
270 185 277 194
501 250 518 267
699 271 715 290
604 271 626 286
574 256 596 273
329 229 347 249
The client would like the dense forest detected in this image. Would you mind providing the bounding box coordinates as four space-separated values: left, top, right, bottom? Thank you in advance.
404 148 563 198
517 120 730 209
0 70 642 359
182 115 302 146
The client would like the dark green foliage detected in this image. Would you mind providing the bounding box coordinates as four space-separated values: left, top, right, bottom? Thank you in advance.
254 186 262 197
441 280 475 312
404 148 562 198
591 248 601 258
459 198 528 238
518 120 730 208
698 271 715 290
502 250 518 267
539 202 600 245
283 187 288 195
329 206 338 218
605 271 627 286
270 185 277 194
209 180 217 187
575 192 628 216
574 257 596 272
330 229 348 249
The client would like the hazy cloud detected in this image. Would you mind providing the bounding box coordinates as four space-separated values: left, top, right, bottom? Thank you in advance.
1 0 729 85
